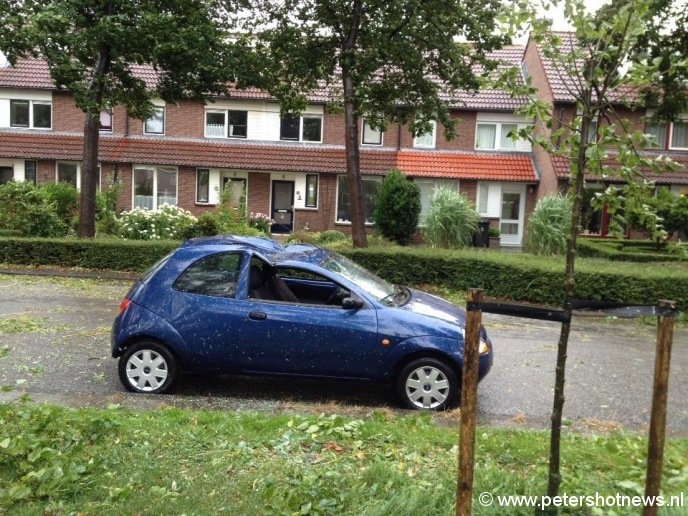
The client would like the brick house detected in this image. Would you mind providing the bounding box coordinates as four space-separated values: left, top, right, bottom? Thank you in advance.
0 36 684 245
523 32 688 236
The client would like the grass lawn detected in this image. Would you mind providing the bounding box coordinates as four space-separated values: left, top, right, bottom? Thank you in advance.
1 403 687 515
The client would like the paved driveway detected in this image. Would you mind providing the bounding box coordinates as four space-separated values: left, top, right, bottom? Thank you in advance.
0 274 686 433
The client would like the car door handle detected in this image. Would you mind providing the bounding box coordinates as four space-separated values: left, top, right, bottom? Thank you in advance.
248 311 267 321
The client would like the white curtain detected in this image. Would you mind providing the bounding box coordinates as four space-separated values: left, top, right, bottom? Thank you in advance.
476 124 496 149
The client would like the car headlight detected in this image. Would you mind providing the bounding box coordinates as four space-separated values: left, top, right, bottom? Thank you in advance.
479 339 490 354
459 328 491 354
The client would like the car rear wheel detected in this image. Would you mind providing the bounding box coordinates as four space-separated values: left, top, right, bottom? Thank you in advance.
118 341 177 394
397 358 459 411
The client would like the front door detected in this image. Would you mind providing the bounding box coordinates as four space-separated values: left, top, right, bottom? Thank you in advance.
500 185 526 246
271 180 294 233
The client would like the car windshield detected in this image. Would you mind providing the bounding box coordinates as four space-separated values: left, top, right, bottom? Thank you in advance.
320 251 401 304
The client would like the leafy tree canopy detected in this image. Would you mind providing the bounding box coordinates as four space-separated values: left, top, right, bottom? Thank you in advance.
251 0 507 135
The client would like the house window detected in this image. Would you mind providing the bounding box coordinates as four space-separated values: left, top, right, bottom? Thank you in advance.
413 121 437 149
0 166 13 185
25 161 37 184
144 107 165 134
477 182 489 215
205 110 226 137
305 174 318 207
228 110 247 138
99 109 113 132
585 120 598 144
647 122 667 148
57 162 78 188
416 179 459 223
336 175 382 224
206 110 248 138
10 99 51 129
361 119 383 145
670 119 688 150
196 168 210 203
302 116 322 142
133 166 177 209
476 122 524 150
280 115 322 142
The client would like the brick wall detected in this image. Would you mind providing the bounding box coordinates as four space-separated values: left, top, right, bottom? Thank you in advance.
460 179 478 204
52 92 85 132
37 160 55 184
247 172 270 216
293 173 338 232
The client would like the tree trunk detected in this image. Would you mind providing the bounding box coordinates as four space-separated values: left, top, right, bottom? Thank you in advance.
342 69 367 248
341 0 367 248
78 114 100 238
546 101 593 505
77 44 111 238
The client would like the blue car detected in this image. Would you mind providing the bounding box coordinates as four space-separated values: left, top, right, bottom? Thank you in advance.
111 236 493 410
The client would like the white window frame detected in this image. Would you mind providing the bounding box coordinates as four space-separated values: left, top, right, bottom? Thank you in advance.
196 168 211 204
279 115 323 143
304 173 319 208
413 121 437 149
132 165 178 210
55 162 102 191
415 178 459 224
205 109 227 138
144 106 165 135
99 109 113 132
9 99 52 130
361 119 383 146
475 115 532 151
335 174 382 225
669 117 688 151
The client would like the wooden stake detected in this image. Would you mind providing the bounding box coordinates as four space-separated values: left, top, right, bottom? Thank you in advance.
457 288 483 516
643 300 677 516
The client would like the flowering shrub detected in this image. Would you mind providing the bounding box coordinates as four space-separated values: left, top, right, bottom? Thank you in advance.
118 204 197 240
248 212 274 234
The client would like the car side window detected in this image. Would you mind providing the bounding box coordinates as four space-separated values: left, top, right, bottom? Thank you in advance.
174 252 242 298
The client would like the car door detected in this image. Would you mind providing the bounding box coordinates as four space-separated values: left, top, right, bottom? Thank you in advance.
163 251 249 371
234 266 382 379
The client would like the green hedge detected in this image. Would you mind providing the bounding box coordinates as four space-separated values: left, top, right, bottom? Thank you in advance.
0 237 178 272
339 247 688 310
1 237 686 310
578 238 686 262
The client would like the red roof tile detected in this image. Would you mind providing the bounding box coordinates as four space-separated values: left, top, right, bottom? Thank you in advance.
0 48 527 111
550 153 688 184
534 32 639 105
0 131 538 182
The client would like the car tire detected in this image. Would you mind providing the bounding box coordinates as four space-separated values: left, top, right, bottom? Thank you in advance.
396 358 459 411
118 341 177 394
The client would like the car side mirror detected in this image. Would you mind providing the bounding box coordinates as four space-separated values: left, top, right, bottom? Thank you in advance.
341 297 363 310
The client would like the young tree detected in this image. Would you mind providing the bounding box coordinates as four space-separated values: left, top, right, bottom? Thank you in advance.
503 0 681 504
251 0 506 247
0 0 248 238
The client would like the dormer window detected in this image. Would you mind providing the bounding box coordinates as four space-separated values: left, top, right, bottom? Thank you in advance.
205 109 248 138
280 114 322 143
144 106 165 135
10 99 51 129
99 109 113 132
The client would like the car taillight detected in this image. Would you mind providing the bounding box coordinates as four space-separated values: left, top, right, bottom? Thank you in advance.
119 298 132 315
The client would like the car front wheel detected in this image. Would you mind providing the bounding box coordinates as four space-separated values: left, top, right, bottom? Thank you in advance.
118 341 177 394
397 358 459 411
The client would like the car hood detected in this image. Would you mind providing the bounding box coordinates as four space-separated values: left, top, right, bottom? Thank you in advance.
397 288 468 328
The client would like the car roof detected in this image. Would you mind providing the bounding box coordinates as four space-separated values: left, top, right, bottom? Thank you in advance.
179 235 328 266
